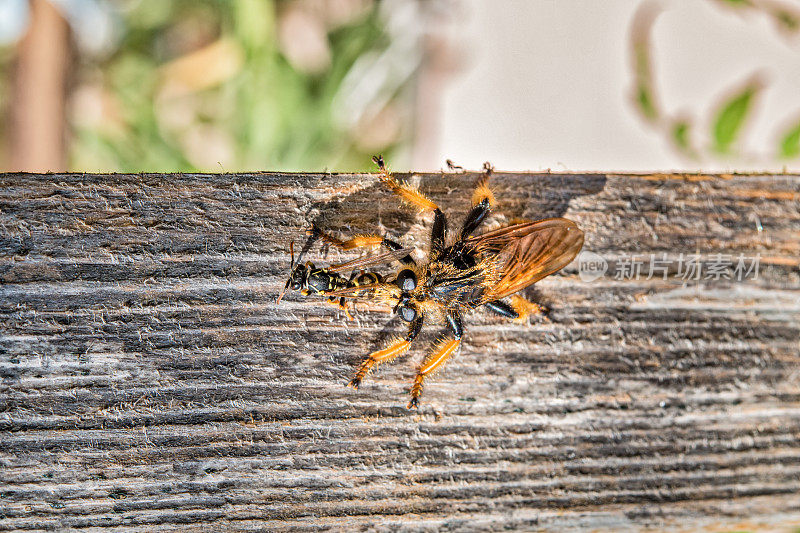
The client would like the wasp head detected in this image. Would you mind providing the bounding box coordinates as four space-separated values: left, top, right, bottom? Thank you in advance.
277 242 309 303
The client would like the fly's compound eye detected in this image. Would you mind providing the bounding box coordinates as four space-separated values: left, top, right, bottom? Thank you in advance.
289 266 306 290
399 305 417 322
396 269 417 292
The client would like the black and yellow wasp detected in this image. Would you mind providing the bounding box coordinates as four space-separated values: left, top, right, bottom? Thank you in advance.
278 157 584 408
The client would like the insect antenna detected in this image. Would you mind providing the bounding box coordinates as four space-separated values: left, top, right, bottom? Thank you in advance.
276 241 295 304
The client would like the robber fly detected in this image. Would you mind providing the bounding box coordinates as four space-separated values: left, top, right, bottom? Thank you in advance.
278 156 584 409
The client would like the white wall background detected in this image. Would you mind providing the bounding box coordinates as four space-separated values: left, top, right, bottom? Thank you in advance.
421 0 800 172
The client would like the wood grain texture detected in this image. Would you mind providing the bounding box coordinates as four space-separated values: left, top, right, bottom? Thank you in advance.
0 170 799 532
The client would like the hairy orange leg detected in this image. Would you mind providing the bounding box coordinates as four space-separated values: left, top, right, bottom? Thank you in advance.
373 155 439 213
308 224 384 251
373 155 449 255
348 339 411 389
408 338 461 409
307 223 414 267
508 295 549 322
471 162 496 208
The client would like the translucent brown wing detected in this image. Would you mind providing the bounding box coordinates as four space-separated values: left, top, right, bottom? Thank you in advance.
465 218 584 300
326 247 415 273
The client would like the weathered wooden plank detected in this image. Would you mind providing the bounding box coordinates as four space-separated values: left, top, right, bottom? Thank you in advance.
0 170 799 532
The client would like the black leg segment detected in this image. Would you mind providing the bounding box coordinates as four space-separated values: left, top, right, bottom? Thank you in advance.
460 198 491 239
382 238 416 266
406 314 425 342
445 310 464 339
430 208 448 256
484 300 519 319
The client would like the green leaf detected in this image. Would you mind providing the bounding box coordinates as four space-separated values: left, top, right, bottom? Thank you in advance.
773 8 800 32
712 81 760 153
636 83 658 121
779 118 800 158
629 5 661 123
671 119 696 157
631 33 658 121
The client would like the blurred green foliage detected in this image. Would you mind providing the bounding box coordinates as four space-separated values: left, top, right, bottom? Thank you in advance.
630 9 659 124
779 119 800 159
64 0 408 172
671 119 694 156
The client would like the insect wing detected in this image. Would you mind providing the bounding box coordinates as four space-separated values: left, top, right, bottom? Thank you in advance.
321 282 383 298
326 247 415 273
467 218 584 300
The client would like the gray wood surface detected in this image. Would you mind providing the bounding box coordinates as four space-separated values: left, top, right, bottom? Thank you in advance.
1 170 799 532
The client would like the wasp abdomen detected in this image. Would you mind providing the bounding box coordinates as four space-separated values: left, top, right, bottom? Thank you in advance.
354 272 382 286
303 268 382 297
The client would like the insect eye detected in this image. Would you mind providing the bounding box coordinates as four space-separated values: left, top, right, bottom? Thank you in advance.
396 269 417 291
399 305 417 322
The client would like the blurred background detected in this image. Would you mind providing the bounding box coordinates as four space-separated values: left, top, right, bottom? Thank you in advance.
2 0 800 173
